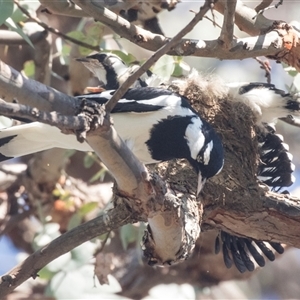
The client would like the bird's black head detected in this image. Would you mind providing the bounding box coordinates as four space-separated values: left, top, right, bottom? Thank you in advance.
186 118 224 195
76 52 127 89
146 110 224 196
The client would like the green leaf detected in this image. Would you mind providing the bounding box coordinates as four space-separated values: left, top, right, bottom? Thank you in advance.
286 68 298 77
5 18 34 48
152 55 175 80
67 30 98 56
172 60 191 77
67 30 85 41
37 267 55 280
0 0 13 26
11 0 40 23
120 224 138 250
83 152 96 168
67 213 82 231
110 50 136 65
79 202 98 216
89 168 106 183
23 60 35 78
86 22 104 41
172 62 183 77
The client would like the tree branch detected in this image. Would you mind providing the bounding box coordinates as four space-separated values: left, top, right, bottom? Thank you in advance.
0 99 87 131
105 0 213 113
14 0 100 52
70 0 300 70
0 202 133 297
219 0 237 48
0 59 78 114
214 0 274 35
255 0 274 13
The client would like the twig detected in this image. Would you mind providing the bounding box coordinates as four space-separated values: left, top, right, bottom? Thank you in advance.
104 0 214 113
219 0 237 48
94 231 111 256
253 0 284 19
255 0 273 12
13 0 100 52
254 57 272 83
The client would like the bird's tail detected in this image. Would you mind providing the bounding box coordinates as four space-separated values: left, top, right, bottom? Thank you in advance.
0 122 89 162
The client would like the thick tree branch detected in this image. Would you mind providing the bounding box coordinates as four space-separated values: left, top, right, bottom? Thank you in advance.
214 0 274 35
219 0 236 48
0 59 78 114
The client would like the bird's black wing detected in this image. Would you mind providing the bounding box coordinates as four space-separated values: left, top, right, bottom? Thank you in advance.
77 87 177 114
239 82 288 97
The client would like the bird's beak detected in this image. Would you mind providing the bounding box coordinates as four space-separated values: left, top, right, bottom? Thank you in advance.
75 58 89 62
197 173 206 196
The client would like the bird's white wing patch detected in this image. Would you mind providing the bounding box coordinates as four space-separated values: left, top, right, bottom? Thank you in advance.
203 140 213 165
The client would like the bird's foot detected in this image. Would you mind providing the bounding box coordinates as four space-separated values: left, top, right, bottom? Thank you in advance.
75 98 107 142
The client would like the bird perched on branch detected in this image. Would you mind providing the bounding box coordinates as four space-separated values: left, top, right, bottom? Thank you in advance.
76 52 160 91
78 52 299 191
76 52 299 272
0 87 224 196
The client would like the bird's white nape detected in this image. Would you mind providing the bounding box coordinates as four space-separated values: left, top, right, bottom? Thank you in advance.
185 117 204 160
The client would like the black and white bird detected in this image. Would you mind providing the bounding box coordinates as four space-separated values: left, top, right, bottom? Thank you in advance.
76 53 160 90
0 87 224 196
227 82 300 124
77 53 299 191
227 82 299 190
76 53 298 272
